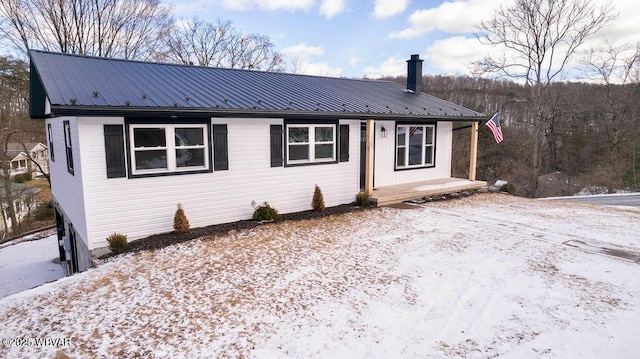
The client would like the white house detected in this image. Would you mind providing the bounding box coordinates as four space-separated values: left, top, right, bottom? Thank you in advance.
29 50 487 273
6 142 49 178
0 182 39 235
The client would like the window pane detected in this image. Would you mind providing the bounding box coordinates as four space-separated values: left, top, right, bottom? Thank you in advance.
425 146 433 165
288 127 309 143
176 149 205 167
289 144 309 160
176 128 204 146
135 150 167 169
315 127 333 142
134 128 166 148
409 127 423 166
397 127 406 146
397 147 405 167
315 144 333 159
425 126 434 145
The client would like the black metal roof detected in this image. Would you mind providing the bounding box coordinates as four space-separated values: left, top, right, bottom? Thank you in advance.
29 50 486 121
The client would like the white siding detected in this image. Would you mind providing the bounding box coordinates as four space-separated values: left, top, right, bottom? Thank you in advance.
373 121 452 188
46 117 89 246
80 117 361 249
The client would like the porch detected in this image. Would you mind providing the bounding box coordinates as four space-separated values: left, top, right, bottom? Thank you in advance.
369 178 487 207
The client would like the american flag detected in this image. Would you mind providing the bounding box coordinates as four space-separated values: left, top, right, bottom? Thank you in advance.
485 112 503 144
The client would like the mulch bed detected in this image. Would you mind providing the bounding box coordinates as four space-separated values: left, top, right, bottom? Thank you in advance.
106 189 489 259
117 203 375 257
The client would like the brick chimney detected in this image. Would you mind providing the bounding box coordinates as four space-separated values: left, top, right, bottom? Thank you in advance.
406 54 423 93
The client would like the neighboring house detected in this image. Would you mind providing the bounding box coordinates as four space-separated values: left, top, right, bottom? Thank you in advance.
29 50 488 273
0 182 39 236
6 142 49 178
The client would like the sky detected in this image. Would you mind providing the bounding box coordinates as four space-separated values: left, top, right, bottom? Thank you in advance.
167 0 640 79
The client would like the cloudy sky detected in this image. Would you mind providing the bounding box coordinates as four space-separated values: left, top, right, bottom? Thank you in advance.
169 0 640 79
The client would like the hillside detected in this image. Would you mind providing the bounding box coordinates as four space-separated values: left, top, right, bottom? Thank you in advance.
1 194 639 358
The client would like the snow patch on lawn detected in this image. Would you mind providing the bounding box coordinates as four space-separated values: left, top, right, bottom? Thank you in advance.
0 234 65 298
0 194 638 358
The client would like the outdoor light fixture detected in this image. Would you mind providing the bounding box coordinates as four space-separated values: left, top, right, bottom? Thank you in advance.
381 126 387 138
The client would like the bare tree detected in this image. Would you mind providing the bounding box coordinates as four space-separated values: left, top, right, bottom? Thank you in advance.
474 0 617 194
0 0 172 60
162 17 284 71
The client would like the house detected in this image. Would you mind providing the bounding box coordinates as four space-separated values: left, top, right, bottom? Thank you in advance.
5 142 49 178
0 181 39 236
29 50 487 273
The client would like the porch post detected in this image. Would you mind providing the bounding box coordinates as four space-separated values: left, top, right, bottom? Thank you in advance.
365 119 375 195
469 121 478 181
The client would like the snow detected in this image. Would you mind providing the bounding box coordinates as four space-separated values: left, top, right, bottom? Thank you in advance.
0 193 639 358
0 234 65 299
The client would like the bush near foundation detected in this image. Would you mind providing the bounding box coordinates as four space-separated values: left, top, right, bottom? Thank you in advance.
253 202 280 222
107 232 128 254
173 203 190 234
312 185 325 212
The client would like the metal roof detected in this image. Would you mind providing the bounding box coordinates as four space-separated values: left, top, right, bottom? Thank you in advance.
29 50 486 121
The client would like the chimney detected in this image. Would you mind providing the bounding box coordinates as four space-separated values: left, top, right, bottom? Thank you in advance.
406 54 423 93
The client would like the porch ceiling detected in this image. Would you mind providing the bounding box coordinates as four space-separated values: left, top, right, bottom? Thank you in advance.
370 178 487 207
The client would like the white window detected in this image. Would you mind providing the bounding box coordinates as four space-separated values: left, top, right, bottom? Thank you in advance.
129 124 208 175
287 124 336 164
396 124 435 169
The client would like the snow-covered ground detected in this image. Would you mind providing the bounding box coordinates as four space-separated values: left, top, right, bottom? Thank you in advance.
0 234 65 299
0 194 639 358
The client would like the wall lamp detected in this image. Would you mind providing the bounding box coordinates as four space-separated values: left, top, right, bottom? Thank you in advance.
381 126 388 138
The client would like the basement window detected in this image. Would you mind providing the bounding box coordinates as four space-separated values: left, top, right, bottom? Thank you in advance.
129 124 209 175
395 124 435 169
286 124 336 165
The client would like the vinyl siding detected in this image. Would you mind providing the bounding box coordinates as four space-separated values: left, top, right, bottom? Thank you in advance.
80 117 360 249
46 117 89 246
373 121 452 188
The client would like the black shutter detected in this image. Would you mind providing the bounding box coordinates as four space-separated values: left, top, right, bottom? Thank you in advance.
213 124 229 171
339 124 349 162
270 125 283 167
104 125 126 178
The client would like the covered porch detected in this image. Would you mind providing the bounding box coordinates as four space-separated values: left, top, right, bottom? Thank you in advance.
369 177 487 207
362 119 487 207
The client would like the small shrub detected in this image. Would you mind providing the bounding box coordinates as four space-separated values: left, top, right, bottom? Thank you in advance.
355 192 370 206
500 182 516 195
34 201 55 220
253 202 280 222
107 232 128 254
173 203 190 233
311 185 325 212
13 173 32 183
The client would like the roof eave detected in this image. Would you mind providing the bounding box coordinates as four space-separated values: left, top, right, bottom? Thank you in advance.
48 105 487 122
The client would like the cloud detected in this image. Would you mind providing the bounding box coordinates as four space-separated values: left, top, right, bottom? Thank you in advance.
221 0 315 12
423 36 487 75
319 0 346 18
282 43 324 58
389 0 504 39
362 56 406 78
282 43 342 77
373 0 409 18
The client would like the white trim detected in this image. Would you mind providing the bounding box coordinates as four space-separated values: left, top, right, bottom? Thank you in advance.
129 123 209 175
395 124 435 169
286 124 336 164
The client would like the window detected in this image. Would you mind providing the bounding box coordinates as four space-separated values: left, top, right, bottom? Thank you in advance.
47 123 55 162
63 120 74 174
129 124 209 175
286 124 336 164
395 124 435 169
